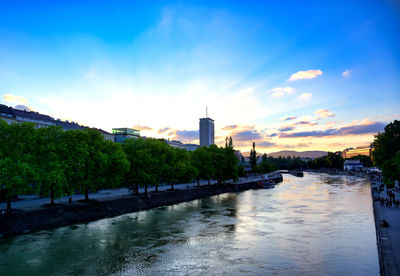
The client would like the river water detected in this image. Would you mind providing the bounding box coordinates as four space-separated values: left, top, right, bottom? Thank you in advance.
0 172 379 275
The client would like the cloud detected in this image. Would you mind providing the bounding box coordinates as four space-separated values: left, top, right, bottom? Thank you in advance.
279 121 385 138
280 129 339 138
296 142 312 147
257 141 276 148
133 125 153 131
3 93 28 104
174 130 199 142
339 122 385 135
271 86 295 98
279 126 295 132
289 69 323 81
342 70 352 78
222 124 238 130
278 120 318 133
295 121 318 126
282 116 297 121
314 109 335 119
230 129 263 142
237 86 255 96
298 93 312 100
268 133 278 137
157 127 171 134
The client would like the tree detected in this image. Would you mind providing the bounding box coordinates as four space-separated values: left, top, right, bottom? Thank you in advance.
36 126 67 205
0 158 35 212
250 142 257 172
326 152 344 169
224 137 238 182
262 153 268 162
102 140 129 190
257 161 274 174
0 122 37 212
191 146 214 186
59 130 87 202
382 151 400 185
123 138 152 194
79 129 109 201
372 120 400 168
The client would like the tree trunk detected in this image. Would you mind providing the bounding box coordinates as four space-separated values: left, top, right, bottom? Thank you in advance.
50 190 54 205
135 184 139 195
6 198 11 213
144 184 148 194
155 184 158 192
85 189 89 201
171 182 174 190
197 178 200 187
69 196 72 204
208 179 210 185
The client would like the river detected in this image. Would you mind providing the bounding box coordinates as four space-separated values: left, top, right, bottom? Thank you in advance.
0 172 379 275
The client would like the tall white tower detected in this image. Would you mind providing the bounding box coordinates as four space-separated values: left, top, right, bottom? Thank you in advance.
199 107 214 146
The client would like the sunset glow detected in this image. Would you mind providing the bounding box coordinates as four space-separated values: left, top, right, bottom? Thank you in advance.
1 1 399 153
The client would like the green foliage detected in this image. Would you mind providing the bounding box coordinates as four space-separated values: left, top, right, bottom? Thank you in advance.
325 152 344 169
382 151 400 184
249 142 257 172
191 146 214 184
372 120 400 168
60 130 89 197
103 140 129 189
257 161 274 174
36 126 66 204
123 138 155 193
0 122 37 210
0 122 242 208
223 140 238 182
238 165 245 177
265 155 306 170
371 120 400 185
307 152 343 170
0 158 35 210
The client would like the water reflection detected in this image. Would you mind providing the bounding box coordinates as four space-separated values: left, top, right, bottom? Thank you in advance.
0 173 378 275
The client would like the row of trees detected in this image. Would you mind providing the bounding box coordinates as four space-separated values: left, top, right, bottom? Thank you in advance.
245 142 375 171
372 120 400 186
0 121 239 212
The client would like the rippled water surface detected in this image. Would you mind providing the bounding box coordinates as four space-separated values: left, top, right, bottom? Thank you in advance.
0 173 379 275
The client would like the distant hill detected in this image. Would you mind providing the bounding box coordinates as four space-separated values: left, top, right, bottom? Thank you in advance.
267 150 327 159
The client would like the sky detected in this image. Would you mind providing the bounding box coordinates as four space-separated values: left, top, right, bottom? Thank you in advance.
1 0 399 153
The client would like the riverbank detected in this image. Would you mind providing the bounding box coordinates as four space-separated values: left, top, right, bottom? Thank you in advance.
0 177 279 239
370 177 400 276
305 168 369 177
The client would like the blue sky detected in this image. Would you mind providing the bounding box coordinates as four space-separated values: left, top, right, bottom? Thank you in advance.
1 0 399 152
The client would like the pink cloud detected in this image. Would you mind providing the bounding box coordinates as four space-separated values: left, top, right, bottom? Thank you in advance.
289 69 323 81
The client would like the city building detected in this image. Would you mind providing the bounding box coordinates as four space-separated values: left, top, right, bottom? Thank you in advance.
112 128 140 143
166 140 199 151
185 143 199 151
342 146 373 159
0 104 113 140
343 159 363 171
166 140 186 149
199 117 214 146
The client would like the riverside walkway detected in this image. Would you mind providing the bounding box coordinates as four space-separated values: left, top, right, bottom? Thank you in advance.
0 179 217 212
371 177 400 276
1 172 283 212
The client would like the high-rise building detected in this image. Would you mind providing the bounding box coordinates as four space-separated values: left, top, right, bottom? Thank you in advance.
199 117 214 146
